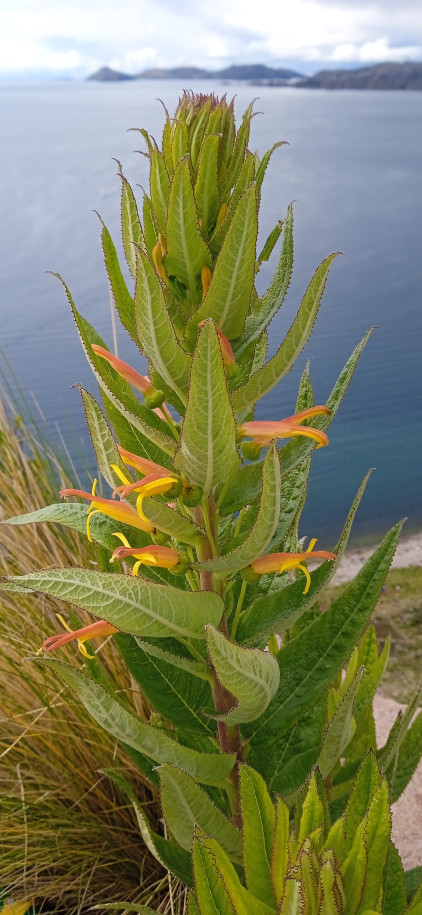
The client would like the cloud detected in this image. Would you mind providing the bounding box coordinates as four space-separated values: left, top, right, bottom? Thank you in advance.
330 37 422 63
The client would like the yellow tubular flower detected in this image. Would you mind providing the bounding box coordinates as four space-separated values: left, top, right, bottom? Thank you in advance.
60 480 156 539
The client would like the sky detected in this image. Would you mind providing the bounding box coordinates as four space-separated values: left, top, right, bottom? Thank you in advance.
1 0 421 79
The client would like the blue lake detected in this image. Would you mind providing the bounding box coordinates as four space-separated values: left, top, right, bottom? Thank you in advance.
0 80 421 545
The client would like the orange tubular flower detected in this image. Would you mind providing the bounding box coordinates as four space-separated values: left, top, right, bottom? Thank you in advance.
198 321 235 367
251 539 337 593
239 406 330 449
42 617 118 659
118 447 170 478
112 472 179 523
60 481 158 539
111 534 181 576
91 345 155 395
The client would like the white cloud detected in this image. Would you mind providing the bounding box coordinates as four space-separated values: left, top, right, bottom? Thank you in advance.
330 37 422 62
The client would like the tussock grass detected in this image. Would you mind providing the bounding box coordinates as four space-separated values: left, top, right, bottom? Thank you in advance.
0 397 182 913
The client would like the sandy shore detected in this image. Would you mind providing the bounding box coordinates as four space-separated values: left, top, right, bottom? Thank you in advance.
336 531 422 871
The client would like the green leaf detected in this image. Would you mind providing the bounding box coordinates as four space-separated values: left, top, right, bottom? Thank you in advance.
206 626 280 725
239 765 276 909
378 688 422 772
271 796 290 905
116 633 213 735
193 832 276 915
172 119 189 169
195 444 280 574
100 221 138 343
0 568 223 640
256 221 283 272
119 171 146 278
359 779 391 911
190 185 258 339
103 768 192 885
248 697 326 796
220 106 253 199
165 158 210 304
187 893 201 915
100 388 171 471
189 99 212 172
150 144 170 237
354 626 390 717
342 752 383 854
220 329 374 516
41 660 235 784
317 668 364 779
390 710 422 802
174 321 240 494
194 134 221 237
78 387 127 489
405 867 422 904
383 842 407 915
297 772 325 844
158 765 242 859
246 522 403 746
237 204 293 356
134 636 210 680
255 141 287 197
134 248 191 402
231 253 339 412
210 153 255 256
237 470 372 646
142 193 158 258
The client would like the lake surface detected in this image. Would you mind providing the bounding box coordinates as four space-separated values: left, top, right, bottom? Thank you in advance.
0 80 421 545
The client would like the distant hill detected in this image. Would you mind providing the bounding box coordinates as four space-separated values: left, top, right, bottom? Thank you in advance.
298 61 422 90
87 63 302 82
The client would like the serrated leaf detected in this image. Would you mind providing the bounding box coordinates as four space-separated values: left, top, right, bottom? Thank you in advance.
174 321 239 494
206 626 280 725
256 221 283 272
297 773 325 845
390 710 422 802
189 99 212 172
104 768 192 885
192 838 236 915
210 154 255 255
78 387 126 489
220 329 374 516
172 119 188 169
142 193 158 258
246 522 403 746
0 568 223 640
239 765 276 909
231 253 339 412
317 669 363 779
193 833 276 915
359 779 391 911
378 688 422 772
190 185 258 338
220 108 253 199
237 470 372 646
194 134 221 237
342 752 383 854
165 158 210 304
116 633 213 735
150 145 170 237
383 842 407 915
100 221 137 343
159 765 242 859
248 697 326 796
271 796 290 905
40 660 235 784
237 204 293 356
195 444 280 574
119 172 146 278
134 249 191 402
255 141 287 197
52 273 175 457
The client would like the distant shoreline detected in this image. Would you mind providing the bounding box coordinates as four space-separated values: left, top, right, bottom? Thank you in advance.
333 531 422 584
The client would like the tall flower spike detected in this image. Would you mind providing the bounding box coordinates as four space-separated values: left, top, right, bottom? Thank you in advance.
251 539 337 593
239 406 330 450
41 616 118 658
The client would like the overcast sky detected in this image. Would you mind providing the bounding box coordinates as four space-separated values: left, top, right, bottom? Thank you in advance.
1 0 421 78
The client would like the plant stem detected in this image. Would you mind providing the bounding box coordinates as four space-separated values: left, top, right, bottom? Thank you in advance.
230 579 247 640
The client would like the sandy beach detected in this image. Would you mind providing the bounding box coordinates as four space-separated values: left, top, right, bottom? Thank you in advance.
337 531 422 870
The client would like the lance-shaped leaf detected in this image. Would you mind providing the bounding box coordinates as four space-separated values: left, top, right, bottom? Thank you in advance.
52 274 175 457
119 170 146 278
100 219 138 343
158 765 242 859
164 158 210 302
383 842 407 915
142 193 158 257
0 568 223 640
104 768 193 886
134 249 191 402
174 321 239 494
389 710 422 803
210 153 255 255
239 765 277 909
194 134 221 238
189 98 212 171
40 660 235 784
231 253 339 413
255 141 287 197
220 329 374 515
172 119 188 169
206 626 280 725
194 444 280 574
246 522 403 746
271 796 290 906
317 668 364 779
237 469 372 646
150 144 170 237
78 387 127 489
359 779 391 911
189 186 258 339
236 204 293 356
193 832 276 915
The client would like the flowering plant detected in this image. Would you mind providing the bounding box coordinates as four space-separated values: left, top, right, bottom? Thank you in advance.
2 93 421 913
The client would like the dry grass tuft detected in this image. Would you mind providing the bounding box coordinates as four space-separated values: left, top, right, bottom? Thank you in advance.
0 397 183 913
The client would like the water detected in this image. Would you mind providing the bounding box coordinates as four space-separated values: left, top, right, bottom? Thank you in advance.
0 80 421 545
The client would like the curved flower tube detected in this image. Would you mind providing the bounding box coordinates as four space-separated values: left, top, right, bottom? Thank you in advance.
41 616 118 659
251 539 337 593
60 480 156 539
91 344 154 395
117 447 170 478
111 533 181 576
239 406 330 449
